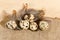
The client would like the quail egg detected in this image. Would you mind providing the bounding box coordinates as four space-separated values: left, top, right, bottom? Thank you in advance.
39 21 49 31
30 22 38 31
20 20 29 30
6 20 18 30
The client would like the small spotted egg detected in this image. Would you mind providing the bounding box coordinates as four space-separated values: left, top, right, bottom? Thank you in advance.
39 21 49 31
6 20 17 29
30 22 38 31
20 20 29 30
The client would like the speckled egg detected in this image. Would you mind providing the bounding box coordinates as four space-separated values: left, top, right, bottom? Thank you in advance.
6 20 17 30
39 21 49 31
30 22 38 31
20 20 29 30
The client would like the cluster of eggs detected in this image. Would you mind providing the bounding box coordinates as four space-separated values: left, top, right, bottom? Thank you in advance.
6 14 49 31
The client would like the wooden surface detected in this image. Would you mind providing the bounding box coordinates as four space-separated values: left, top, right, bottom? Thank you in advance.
0 18 60 40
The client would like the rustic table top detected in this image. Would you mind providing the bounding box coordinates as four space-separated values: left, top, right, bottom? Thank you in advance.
0 17 60 40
